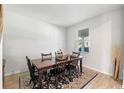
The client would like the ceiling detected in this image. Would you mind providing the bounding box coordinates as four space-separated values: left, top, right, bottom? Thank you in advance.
4 4 124 27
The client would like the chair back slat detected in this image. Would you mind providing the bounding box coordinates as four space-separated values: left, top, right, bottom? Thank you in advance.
72 51 80 58
55 51 63 58
41 53 52 61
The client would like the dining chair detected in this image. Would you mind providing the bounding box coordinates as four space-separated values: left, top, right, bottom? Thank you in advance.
41 53 53 88
55 51 63 58
41 53 52 61
70 51 80 71
26 56 39 88
55 56 69 88
64 51 80 82
55 55 68 75
68 55 80 81
69 51 80 73
46 55 69 88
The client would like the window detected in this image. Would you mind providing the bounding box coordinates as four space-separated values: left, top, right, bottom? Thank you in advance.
77 28 89 53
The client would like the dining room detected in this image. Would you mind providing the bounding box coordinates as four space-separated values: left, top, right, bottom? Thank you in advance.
2 4 124 89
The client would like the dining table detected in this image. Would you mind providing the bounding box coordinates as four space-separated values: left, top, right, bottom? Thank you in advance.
31 54 83 88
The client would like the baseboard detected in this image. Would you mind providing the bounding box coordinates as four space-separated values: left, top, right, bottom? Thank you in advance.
122 84 124 88
119 75 123 80
4 65 123 80
5 65 114 77
5 70 23 76
83 65 113 76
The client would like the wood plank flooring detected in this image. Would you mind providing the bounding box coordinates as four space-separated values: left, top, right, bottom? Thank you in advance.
84 73 122 89
4 67 122 89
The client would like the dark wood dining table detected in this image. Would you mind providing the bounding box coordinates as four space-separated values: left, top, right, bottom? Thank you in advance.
31 55 83 88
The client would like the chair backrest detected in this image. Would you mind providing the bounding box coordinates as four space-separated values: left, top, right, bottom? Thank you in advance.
41 53 52 61
70 52 80 66
26 56 35 79
72 51 80 58
55 56 68 69
55 51 63 58
55 55 68 62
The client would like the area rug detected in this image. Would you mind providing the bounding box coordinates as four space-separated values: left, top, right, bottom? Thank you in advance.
19 67 98 89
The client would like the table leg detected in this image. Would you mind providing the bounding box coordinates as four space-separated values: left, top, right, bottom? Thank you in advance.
80 58 83 73
38 71 43 89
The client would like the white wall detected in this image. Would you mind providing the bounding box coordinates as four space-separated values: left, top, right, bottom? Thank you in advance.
3 5 124 84
3 10 67 75
110 7 124 80
67 7 124 79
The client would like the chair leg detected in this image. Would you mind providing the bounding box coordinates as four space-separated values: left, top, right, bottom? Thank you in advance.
33 84 35 89
32 81 38 89
55 75 58 88
29 79 32 85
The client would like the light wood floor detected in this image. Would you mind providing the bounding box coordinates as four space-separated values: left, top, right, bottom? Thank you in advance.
4 67 122 89
84 73 122 89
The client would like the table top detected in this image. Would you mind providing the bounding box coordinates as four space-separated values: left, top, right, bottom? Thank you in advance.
31 55 82 71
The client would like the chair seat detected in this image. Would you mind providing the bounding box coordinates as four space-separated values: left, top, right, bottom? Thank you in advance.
65 64 76 71
34 72 39 77
50 67 64 75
